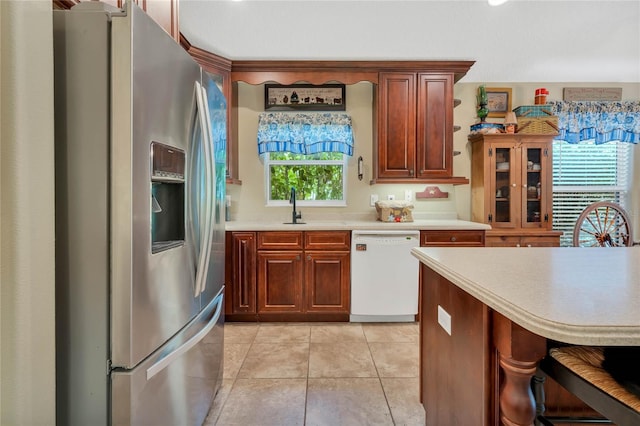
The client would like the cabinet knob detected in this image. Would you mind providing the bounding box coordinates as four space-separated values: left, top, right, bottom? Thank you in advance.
306 255 311 261
512 183 517 187
409 169 414 176
450 236 457 242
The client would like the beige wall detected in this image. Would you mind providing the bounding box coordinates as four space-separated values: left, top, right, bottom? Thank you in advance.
228 81 640 234
0 1 56 425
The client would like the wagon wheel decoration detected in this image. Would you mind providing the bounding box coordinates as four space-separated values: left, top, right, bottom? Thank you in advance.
572 201 633 247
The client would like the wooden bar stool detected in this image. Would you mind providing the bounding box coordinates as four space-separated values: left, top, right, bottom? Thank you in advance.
535 346 640 425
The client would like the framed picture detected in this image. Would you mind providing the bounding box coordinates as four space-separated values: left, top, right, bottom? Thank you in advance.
264 84 346 111
486 87 512 118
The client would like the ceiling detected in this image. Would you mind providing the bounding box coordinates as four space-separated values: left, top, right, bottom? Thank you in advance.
179 0 640 83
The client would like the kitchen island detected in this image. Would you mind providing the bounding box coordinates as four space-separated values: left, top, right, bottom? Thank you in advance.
412 246 640 425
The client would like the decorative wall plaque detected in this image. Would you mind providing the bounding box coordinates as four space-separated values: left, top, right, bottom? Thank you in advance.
264 84 346 111
563 87 622 101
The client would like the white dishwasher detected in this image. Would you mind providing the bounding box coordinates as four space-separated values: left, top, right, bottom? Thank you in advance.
350 230 420 322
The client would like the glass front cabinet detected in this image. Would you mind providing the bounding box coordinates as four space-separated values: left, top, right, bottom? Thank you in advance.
470 133 561 247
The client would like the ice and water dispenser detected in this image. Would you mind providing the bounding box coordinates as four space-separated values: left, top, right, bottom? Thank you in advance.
151 142 185 253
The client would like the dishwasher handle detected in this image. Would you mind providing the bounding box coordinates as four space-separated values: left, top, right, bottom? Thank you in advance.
352 230 420 246
352 230 420 238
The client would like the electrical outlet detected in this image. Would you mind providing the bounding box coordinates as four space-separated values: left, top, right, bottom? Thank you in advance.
438 305 452 336
370 194 379 207
405 190 412 202
387 194 395 201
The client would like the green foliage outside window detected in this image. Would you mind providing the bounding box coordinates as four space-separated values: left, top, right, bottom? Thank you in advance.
268 152 344 202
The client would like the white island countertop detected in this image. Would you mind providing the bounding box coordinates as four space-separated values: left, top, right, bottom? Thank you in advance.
225 219 490 232
412 247 640 346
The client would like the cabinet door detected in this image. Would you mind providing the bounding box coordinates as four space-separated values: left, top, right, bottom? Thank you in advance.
416 73 453 179
521 143 552 229
257 251 303 313
143 0 179 41
490 142 519 229
227 232 257 314
55 1 179 41
377 73 417 179
305 251 350 313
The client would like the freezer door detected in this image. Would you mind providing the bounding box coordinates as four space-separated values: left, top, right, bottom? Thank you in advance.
110 2 202 368
111 290 224 426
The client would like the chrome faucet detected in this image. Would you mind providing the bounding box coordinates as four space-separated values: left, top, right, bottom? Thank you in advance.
290 187 302 224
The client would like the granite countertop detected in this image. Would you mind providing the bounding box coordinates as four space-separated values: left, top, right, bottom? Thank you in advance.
412 247 640 346
224 218 491 232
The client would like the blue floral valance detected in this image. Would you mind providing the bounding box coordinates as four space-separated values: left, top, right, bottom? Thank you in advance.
257 112 354 156
548 101 640 144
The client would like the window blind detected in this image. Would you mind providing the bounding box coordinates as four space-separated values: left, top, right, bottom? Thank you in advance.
552 140 632 246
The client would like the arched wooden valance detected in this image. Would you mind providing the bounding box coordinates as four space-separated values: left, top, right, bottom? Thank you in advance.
231 60 474 86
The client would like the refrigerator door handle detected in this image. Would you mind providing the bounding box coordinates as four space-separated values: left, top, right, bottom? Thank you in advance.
197 83 216 296
193 81 214 297
145 292 223 380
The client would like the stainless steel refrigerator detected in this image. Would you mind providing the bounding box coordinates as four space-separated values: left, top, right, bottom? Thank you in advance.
53 1 226 425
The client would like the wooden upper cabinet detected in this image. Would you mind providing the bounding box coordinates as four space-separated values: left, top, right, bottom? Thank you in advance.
374 72 462 184
53 0 179 41
416 74 453 179
142 0 179 42
377 73 417 180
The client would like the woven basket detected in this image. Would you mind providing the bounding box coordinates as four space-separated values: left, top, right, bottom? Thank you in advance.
515 106 559 135
375 201 414 222
517 116 559 134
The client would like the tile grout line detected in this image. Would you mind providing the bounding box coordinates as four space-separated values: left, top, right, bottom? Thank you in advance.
364 326 398 426
213 323 260 426
303 324 312 425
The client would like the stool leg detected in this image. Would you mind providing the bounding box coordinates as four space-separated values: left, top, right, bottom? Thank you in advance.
532 374 547 426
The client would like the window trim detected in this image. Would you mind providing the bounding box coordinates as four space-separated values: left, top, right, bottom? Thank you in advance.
552 139 633 247
263 153 349 207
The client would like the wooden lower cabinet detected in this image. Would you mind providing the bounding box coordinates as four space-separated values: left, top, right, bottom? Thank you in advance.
225 230 350 321
305 251 350 313
225 232 257 316
257 251 303 313
486 231 562 247
420 229 485 247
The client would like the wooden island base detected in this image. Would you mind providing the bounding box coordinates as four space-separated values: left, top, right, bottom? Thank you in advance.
420 265 596 425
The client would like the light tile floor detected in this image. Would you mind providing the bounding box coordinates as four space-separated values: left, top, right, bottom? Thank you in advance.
204 322 425 426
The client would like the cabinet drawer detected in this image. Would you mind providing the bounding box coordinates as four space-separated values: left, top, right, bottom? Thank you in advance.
257 232 303 250
485 235 522 247
486 234 560 247
421 230 485 246
304 231 351 250
519 236 560 247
